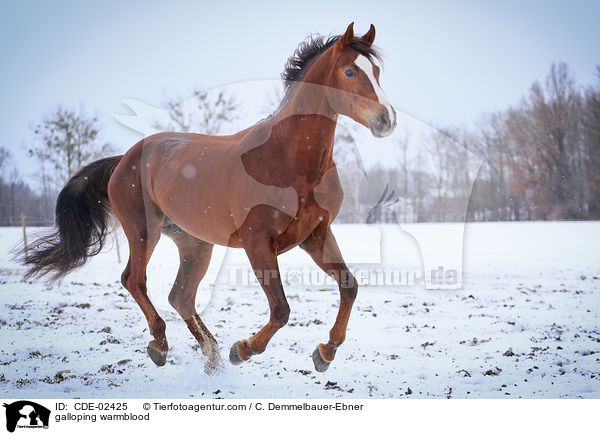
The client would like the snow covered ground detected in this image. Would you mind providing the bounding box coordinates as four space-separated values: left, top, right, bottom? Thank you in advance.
0 221 599 399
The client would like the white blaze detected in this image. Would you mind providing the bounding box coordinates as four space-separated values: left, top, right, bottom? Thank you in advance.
354 54 395 125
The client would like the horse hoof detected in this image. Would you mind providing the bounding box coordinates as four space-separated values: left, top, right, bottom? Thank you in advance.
312 346 331 373
202 342 223 375
204 358 221 375
200 339 221 362
229 342 244 366
148 341 168 367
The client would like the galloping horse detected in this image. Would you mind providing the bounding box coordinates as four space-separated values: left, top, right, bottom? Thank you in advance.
21 23 396 372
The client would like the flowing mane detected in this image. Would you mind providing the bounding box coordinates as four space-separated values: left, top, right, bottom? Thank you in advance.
281 34 383 89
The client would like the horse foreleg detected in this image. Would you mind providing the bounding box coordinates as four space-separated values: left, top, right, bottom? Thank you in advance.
230 241 290 365
300 224 357 372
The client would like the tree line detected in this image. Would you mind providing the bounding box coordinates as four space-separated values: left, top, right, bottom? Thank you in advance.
335 62 600 223
0 62 598 226
0 105 110 226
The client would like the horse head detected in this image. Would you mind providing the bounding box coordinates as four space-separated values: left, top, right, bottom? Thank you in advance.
313 23 397 138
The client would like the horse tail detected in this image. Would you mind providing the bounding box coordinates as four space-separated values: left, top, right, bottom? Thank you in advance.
19 155 123 282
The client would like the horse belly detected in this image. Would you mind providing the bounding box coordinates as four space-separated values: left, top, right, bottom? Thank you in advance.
151 155 237 245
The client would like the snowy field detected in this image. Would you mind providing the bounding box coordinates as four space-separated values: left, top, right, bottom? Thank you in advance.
0 221 599 399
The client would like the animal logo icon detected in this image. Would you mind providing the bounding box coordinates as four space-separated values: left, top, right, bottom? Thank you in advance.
2 401 50 432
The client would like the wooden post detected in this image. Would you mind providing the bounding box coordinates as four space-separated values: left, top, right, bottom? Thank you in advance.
114 233 121 264
21 214 28 260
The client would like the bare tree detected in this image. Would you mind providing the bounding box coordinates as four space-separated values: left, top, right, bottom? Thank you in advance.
30 105 112 188
0 146 9 173
157 89 238 134
582 66 600 218
0 147 52 226
504 63 583 219
395 129 411 222
0 147 12 224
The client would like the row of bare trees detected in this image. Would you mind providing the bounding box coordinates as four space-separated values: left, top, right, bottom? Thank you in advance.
0 106 110 225
1 62 598 226
0 147 48 226
468 63 600 221
334 62 600 223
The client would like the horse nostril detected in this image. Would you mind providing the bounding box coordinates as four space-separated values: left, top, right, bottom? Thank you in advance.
378 111 390 126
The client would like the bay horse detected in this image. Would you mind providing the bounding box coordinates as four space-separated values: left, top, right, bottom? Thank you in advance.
21 23 396 373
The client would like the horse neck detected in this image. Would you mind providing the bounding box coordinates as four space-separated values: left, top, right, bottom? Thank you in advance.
270 81 339 172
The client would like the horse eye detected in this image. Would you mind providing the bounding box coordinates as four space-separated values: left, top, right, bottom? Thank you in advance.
344 69 355 78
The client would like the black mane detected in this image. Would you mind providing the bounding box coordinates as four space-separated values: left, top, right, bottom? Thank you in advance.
281 34 382 89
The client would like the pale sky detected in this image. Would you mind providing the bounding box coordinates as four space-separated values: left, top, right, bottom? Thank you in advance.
1 0 599 182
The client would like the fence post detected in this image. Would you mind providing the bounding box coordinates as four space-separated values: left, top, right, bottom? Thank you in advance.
21 214 28 260
114 233 121 264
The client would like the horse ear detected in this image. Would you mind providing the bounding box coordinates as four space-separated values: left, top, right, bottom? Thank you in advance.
361 24 376 45
340 22 354 46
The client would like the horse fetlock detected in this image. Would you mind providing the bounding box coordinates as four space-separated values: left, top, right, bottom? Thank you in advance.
329 330 346 347
151 320 167 340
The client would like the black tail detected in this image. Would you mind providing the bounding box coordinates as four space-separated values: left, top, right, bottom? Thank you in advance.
19 155 123 282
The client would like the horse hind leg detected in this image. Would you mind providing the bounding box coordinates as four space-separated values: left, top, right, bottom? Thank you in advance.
120 253 169 366
110 177 169 366
119 223 168 365
164 226 220 373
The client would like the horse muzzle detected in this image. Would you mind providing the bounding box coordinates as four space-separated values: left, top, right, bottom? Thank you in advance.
369 107 397 138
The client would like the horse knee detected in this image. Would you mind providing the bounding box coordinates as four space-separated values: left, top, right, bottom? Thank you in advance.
341 275 358 301
271 302 290 328
343 285 358 301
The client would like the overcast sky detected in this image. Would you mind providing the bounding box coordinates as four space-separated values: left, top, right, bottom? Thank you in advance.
1 0 599 180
